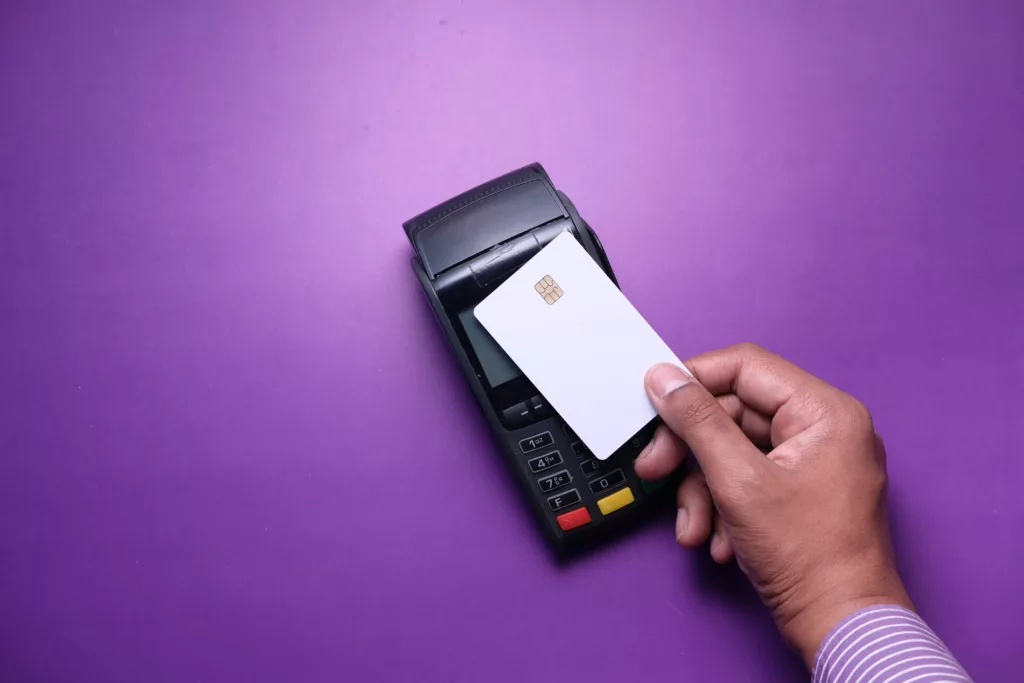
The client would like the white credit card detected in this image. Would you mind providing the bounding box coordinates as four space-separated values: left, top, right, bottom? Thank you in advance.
474 231 683 460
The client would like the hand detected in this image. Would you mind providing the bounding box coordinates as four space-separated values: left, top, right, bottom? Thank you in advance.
634 343 912 667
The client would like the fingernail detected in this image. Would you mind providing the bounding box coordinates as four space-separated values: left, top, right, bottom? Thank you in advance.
675 508 689 538
649 363 692 399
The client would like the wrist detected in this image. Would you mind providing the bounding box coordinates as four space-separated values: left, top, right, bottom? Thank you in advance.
778 558 912 668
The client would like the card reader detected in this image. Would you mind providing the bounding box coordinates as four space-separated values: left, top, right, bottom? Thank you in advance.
404 164 673 553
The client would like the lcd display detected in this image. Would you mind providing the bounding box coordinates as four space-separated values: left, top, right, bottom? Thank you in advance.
457 306 521 388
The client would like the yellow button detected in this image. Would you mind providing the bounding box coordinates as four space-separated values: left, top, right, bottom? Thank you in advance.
597 487 634 515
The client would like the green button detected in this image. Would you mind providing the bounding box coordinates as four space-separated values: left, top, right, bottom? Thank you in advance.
641 477 669 494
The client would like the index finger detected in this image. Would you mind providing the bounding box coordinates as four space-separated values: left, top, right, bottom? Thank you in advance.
685 343 826 417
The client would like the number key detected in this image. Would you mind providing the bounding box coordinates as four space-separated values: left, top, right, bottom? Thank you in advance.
571 441 592 458
538 469 573 492
528 451 563 474
589 469 625 495
519 431 554 454
579 458 602 477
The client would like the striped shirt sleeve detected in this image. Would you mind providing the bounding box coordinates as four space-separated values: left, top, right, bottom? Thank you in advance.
812 605 971 683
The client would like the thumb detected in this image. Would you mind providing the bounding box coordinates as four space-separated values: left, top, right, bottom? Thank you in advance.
645 363 767 490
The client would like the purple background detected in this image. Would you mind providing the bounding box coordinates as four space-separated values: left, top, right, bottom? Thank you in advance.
2 1 1022 681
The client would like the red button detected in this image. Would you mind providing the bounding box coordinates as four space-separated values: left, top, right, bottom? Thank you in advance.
556 507 591 531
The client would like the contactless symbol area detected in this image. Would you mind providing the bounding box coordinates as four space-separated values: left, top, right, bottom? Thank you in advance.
535 275 563 305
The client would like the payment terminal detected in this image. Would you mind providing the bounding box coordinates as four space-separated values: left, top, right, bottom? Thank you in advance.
404 163 673 553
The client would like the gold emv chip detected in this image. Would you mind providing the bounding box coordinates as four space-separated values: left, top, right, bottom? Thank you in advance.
535 275 563 305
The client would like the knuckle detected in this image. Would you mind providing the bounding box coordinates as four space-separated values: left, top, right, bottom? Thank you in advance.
716 460 768 503
716 466 765 509
853 456 889 499
836 395 873 434
732 341 766 356
797 390 833 421
677 473 709 506
678 393 722 430
870 465 889 493
740 462 771 495
851 399 873 429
